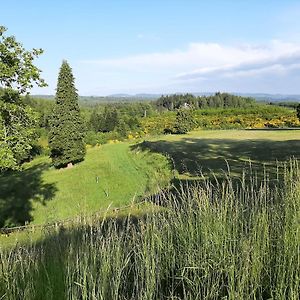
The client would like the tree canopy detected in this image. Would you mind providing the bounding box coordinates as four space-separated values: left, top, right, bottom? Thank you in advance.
0 26 47 94
156 93 256 111
0 26 46 171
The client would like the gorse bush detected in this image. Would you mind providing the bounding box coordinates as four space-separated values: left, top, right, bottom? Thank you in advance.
141 105 299 134
0 160 299 299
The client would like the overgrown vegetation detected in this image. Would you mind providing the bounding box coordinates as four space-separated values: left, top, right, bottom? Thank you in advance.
0 160 299 299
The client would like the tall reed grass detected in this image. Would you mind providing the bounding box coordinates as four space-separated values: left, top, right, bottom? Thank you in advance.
0 160 299 299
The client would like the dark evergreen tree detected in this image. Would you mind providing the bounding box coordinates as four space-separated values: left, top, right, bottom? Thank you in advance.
49 61 86 168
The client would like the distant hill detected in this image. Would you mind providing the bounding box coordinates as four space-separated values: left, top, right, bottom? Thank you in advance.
31 94 160 105
31 92 300 103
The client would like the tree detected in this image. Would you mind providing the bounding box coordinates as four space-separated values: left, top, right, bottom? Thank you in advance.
48 61 86 168
297 103 300 121
174 108 195 134
0 26 47 94
0 26 46 171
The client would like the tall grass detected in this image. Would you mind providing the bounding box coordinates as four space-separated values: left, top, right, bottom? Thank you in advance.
0 161 299 299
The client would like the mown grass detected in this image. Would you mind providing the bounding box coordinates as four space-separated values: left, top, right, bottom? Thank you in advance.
0 160 299 299
0 142 171 228
138 129 300 181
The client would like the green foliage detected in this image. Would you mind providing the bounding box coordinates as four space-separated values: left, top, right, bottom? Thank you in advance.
24 95 54 129
142 105 299 134
104 107 119 132
88 103 143 139
0 89 38 171
84 131 120 146
173 108 195 134
48 61 86 168
0 26 47 171
0 26 47 94
116 118 129 137
297 103 300 121
271 101 300 109
156 92 255 111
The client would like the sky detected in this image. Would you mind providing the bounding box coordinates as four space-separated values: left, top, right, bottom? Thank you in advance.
1 0 300 96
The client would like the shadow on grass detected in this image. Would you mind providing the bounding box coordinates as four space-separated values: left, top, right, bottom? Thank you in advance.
131 137 300 205
0 163 57 227
11 214 146 300
132 138 300 181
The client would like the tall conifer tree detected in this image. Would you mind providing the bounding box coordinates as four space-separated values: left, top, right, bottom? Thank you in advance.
49 60 85 168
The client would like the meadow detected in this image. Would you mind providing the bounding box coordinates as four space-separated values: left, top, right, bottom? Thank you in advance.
0 159 299 299
137 129 300 180
0 129 299 299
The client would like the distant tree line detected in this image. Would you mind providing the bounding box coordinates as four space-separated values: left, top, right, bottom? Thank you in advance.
156 92 256 111
269 101 300 109
88 102 154 135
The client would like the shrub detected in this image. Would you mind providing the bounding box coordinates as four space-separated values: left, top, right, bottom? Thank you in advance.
174 109 195 134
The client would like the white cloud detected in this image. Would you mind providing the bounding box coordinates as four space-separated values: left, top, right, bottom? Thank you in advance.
77 40 300 94
177 49 300 80
82 40 300 75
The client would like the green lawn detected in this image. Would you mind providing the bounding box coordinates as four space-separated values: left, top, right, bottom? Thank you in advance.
136 129 300 181
0 142 170 228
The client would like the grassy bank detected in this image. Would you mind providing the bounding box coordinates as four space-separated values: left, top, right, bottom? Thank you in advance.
0 142 171 228
0 160 299 299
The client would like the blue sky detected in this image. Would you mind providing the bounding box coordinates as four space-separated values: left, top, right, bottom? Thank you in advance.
2 0 300 95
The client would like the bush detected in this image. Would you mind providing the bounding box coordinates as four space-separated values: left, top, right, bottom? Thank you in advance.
174 109 195 134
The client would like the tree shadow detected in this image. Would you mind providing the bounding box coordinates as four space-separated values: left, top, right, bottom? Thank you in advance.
7 214 145 299
0 163 57 227
132 138 300 183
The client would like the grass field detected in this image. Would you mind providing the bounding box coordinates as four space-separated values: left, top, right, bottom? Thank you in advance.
1 129 299 229
1 159 299 299
136 129 300 181
0 142 171 228
0 129 299 299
